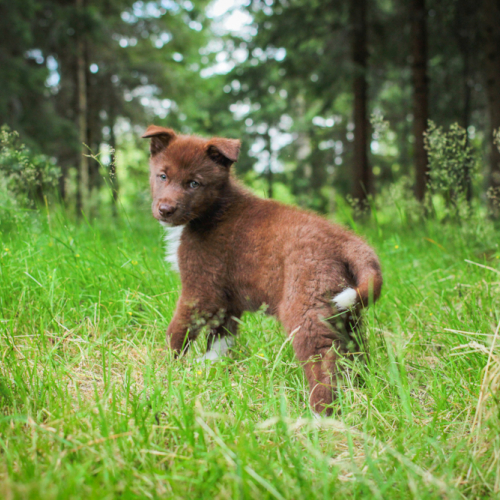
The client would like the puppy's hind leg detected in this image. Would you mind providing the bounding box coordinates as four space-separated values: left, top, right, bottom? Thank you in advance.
281 305 348 417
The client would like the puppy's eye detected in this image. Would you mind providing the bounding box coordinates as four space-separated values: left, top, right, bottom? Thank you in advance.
189 180 200 189
159 174 167 181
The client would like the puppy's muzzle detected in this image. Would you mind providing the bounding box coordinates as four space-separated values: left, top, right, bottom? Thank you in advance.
158 203 177 219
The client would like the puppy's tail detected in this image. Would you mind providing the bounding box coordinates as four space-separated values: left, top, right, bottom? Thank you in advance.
332 259 382 311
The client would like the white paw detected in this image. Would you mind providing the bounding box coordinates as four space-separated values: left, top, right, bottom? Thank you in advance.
195 350 221 363
195 336 234 363
332 287 357 311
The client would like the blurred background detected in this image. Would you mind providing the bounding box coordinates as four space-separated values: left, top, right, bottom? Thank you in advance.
1 0 499 219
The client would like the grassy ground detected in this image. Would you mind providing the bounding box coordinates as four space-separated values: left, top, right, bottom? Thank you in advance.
0 203 499 499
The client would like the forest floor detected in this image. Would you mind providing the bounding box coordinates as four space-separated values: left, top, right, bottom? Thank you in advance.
0 203 499 499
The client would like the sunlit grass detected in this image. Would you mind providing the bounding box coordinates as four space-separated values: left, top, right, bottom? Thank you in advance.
0 204 499 499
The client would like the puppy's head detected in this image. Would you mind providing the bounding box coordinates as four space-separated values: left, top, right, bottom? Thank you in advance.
142 125 240 226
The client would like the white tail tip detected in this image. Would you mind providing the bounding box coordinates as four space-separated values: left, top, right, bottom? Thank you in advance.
332 287 357 311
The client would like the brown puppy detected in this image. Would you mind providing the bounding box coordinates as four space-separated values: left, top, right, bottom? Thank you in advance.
142 125 382 416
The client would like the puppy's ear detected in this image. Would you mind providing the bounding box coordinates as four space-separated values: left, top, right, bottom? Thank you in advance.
206 138 241 168
142 125 176 155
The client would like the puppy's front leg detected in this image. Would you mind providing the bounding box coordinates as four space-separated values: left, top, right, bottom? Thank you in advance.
167 298 198 355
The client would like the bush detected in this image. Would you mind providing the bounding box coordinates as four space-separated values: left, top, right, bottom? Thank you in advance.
486 128 500 218
424 121 476 216
0 126 60 221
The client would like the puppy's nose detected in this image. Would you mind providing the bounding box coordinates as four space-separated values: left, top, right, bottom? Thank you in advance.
158 203 177 217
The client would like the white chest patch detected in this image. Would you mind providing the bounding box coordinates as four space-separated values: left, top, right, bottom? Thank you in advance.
161 223 185 273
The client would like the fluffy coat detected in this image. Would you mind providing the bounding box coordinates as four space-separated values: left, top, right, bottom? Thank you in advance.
143 125 383 415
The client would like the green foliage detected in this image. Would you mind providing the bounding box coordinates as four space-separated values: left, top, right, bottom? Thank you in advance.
486 128 500 217
0 126 60 220
494 128 500 153
424 121 476 215
370 112 390 140
0 0 212 189
0 0 495 213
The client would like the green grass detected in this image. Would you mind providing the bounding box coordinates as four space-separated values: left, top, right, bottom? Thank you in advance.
0 203 499 499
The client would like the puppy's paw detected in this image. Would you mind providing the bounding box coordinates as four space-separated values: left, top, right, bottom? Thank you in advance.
194 336 234 364
195 350 222 363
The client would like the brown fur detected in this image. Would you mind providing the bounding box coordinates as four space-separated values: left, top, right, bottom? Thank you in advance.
142 125 383 415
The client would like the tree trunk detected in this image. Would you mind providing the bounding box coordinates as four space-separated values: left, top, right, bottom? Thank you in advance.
482 0 500 209
58 164 67 202
76 0 89 214
462 50 474 203
86 46 98 193
265 130 273 199
461 54 471 137
109 114 119 213
267 160 274 199
455 9 474 202
411 0 429 201
350 0 371 203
